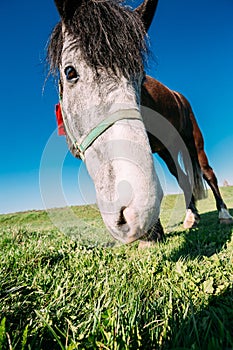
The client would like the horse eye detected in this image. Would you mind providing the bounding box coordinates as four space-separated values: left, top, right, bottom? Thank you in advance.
64 66 79 82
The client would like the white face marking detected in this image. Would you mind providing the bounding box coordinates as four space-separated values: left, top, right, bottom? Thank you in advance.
60 33 141 141
60 30 163 243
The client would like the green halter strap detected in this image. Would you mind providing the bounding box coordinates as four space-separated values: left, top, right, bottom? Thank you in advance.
60 102 142 161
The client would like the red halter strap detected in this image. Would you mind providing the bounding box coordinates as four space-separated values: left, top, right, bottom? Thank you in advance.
55 103 66 136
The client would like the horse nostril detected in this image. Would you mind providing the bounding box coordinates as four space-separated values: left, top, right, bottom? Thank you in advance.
117 206 127 226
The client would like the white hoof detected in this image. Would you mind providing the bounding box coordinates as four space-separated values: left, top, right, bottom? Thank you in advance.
219 208 233 224
183 209 200 229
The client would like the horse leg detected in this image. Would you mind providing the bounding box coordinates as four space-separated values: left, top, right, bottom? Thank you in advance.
158 149 200 229
189 113 233 224
197 149 233 224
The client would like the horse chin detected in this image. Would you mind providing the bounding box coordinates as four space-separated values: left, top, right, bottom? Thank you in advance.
101 206 162 244
93 167 163 244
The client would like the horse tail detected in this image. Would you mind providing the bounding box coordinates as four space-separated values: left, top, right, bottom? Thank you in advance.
190 155 207 200
178 145 207 201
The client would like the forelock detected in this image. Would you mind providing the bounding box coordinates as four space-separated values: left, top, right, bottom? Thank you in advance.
47 0 148 79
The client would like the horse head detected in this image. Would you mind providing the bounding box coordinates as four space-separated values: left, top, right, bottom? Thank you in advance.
48 0 162 243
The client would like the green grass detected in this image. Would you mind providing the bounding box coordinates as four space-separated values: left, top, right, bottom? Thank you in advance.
0 187 233 349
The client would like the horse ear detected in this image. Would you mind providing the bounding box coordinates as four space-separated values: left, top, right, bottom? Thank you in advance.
54 0 81 21
135 0 159 32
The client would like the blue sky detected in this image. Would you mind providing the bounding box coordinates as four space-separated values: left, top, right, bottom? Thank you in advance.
0 0 233 214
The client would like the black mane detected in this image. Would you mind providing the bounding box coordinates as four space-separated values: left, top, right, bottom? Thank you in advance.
47 0 148 79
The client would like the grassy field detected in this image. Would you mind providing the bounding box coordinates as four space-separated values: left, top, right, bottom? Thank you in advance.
0 187 233 349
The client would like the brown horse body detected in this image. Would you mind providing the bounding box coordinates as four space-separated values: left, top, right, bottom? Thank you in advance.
142 75 233 228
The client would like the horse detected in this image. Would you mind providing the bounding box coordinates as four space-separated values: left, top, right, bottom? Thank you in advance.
48 0 165 245
48 0 232 246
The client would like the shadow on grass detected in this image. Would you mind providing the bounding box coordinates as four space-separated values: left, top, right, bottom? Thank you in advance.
162 286 233 350
160 209 233 349
167 209 233 261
